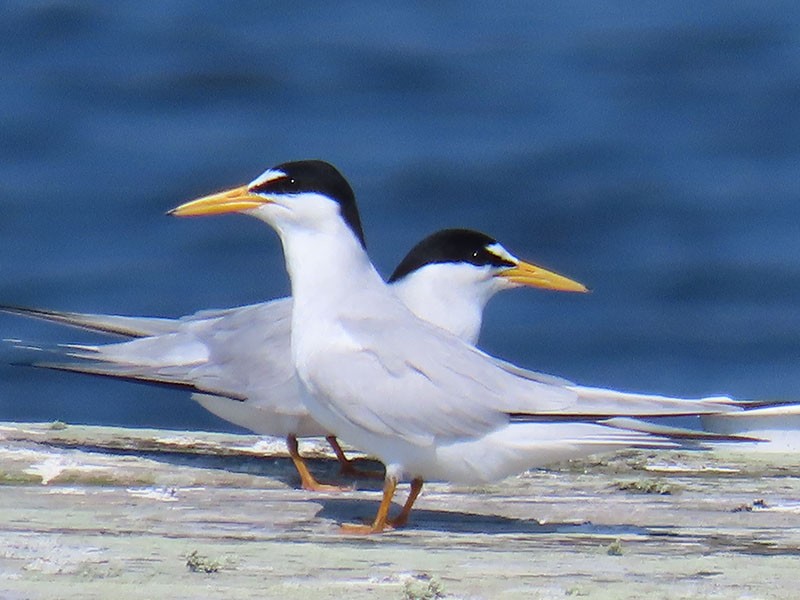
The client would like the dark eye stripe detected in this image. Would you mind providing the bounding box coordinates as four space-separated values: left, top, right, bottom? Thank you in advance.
471 247 515 269
250 176 299 195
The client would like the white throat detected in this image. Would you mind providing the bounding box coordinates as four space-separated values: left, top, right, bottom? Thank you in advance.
391 263 501 345
262 209 386 380
281 225 380 313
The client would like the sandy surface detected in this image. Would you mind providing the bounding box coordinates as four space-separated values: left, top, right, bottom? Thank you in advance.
1 421 798 599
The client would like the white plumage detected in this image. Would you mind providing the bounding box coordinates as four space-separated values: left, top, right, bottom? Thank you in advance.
4 228 588 489
167 160 749 533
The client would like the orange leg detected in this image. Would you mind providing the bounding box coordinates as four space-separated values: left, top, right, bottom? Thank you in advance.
340 474 398 534
388 477 423 529
326 436 384 479
287 434 352 492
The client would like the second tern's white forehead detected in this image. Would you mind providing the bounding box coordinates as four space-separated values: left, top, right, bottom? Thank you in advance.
248 169 287 190
484 242 518 265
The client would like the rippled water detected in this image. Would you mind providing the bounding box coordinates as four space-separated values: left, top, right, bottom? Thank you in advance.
2 1 800 430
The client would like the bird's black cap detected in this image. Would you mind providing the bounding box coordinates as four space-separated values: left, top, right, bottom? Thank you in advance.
389 228 514 283
251 160 366 249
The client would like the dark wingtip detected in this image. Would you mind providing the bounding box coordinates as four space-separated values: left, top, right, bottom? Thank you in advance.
22 361 250 403
9 361 40 369
0 304 37 316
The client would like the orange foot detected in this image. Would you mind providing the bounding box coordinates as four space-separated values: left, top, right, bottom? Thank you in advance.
302 480 355 493
287 434 354 492
339 521 393 535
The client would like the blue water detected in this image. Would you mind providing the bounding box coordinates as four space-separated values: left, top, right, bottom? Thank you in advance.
2 1 800 432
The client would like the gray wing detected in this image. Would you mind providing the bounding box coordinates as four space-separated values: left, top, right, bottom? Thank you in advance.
489 356 574 386
0 304 181 337
303 297 745 447
303 311 579 447
490 357 742 414
184 299 302 415
34 298 305 417
0 301 272 338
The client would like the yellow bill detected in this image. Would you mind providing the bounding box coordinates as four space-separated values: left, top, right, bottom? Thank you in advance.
499 260 588 293
168 185 269 217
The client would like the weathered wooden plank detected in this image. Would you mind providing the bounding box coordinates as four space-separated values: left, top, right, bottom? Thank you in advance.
1 422 798 599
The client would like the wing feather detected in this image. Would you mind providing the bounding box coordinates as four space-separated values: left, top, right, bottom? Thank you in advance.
300 310 578 446
20 298 305 418
300 296 744 448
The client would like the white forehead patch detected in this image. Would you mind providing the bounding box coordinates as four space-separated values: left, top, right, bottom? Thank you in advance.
248 168 286 190
485 242 518 264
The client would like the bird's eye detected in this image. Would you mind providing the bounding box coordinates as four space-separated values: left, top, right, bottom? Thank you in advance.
472 251 479 258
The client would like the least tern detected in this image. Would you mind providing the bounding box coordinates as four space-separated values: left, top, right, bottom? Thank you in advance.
169 159 750 533
3 229 586 491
